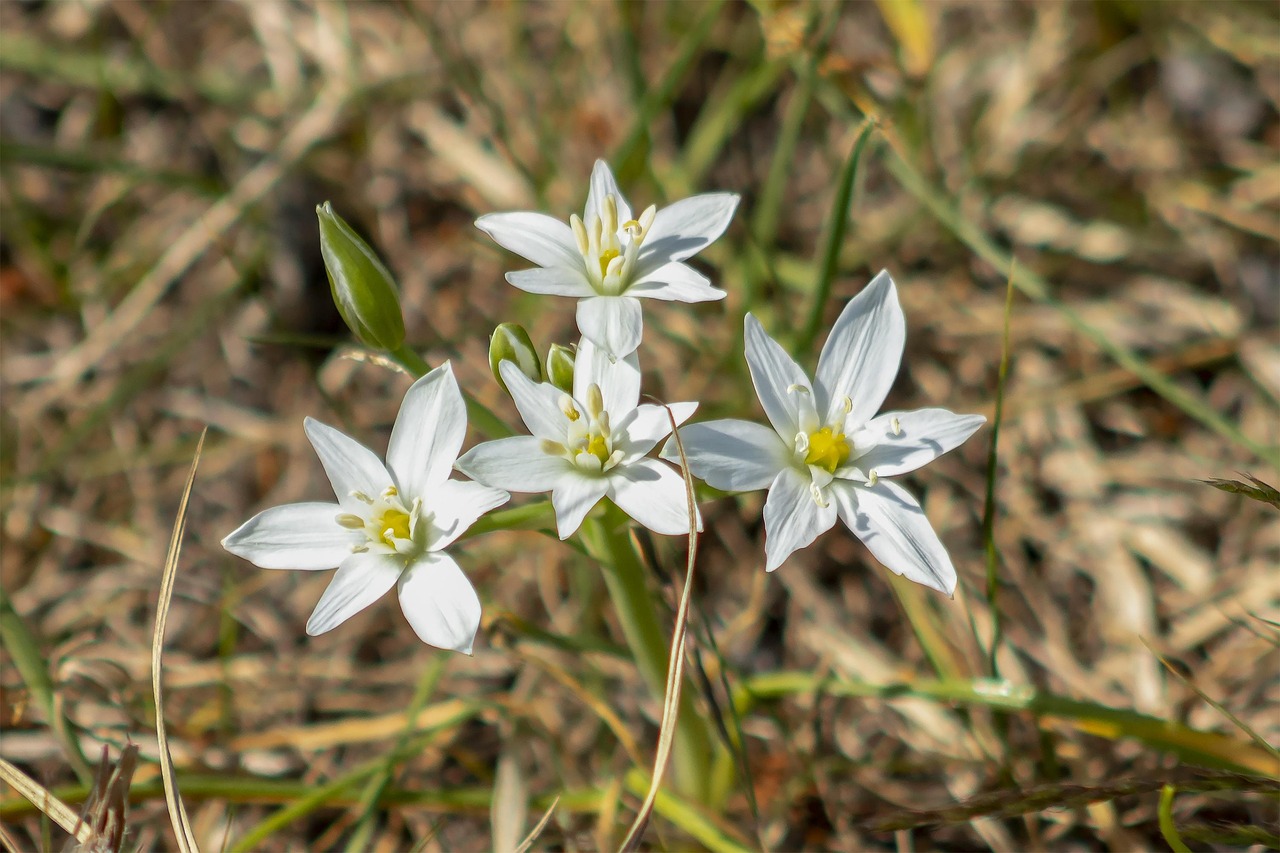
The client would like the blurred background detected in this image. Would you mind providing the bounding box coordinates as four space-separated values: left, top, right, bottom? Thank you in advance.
2 1 1277 850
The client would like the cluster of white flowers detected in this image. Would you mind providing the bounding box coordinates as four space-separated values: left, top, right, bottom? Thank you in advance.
223 160 983 654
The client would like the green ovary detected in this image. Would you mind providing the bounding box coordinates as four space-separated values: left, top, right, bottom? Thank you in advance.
598 247 620 279
585 432 612 465
375 507 412 545
804 426 850 474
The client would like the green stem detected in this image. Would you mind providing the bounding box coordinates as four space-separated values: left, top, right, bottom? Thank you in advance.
389 345 511 438
581 508 712 802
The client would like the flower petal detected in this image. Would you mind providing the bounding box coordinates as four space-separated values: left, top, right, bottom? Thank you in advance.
506 267 595 297
762 466 837 572
850 409 986 478
576 295 644 358
833 479 957 595
387 363 467 499
744 314 811 443
615 401 697 461
456 435 571 493
814 270 905 425
305 552 401 635
500 362 573 441
574 335 641 414
304 417 393 507
628 262 725 302
427 479 509 550
222 502 359 570
585 160 632 226
397 552 482 653
475 211 585 272
660 419 789 492
608 458 700 536
551 473 610 539
636 192 738 271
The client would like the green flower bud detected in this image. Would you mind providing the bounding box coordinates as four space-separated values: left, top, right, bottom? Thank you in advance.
316 201 405 351
545 343 576 393
489 323 543 393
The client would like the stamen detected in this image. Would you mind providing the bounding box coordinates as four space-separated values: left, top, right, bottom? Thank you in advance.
891 417 901 436
349 490 374 504
540 438 567 457
787 383 811 395
842 396 853 414
382 485 398 498
638 204 656 234
570 214 589 256
586 384 604 418
351 544 369 553
559 395 581 422
809 481 829 508
603 194 618 236
604 255 625 279
597 410 610 433
336 513 365 529
867 470 879 486
622 218 642 238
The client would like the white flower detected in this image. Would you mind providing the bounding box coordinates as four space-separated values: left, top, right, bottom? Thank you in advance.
456 338 699 539
475 159 739 358
661 271 985 594
221 364 509 653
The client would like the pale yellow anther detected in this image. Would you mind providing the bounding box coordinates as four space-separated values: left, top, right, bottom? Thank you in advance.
382 485 398 498
638 204 656 233
891 417 901 436
842 396 853 414
570 214 589 255
603 194 618 235
336 513 365 529
349 490 374 504
559 395 580 422
586 384 604 418
540 438 567 457
809 482 829 508
867 470 879 486
622 218 642 238
787 383 810 396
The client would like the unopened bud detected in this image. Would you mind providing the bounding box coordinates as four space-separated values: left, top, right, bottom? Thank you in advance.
545 343 575 393
316 202 405 351
488 323 542 393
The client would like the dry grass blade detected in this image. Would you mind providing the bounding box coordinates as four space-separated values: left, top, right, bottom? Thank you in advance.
0 757 98 847
151 428 207 853
513 795 559 853
62 744 139 853
1199 474 1280 510
619 406 701 852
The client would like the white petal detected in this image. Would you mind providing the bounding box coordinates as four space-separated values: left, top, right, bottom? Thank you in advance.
660 419 789 492
615 401 697 461
608 458 701 536
574 335 641 414
744 314 811 442
305 552 401 635
501 362 572 441
851 409 986 478
397 553 482 653
427 480 509 550
834 479 957 595
304 417 393 507
636 192 738 272
815 270 905 425
222 502 359 570
475 212 585 272
506 267 595 297
576 295 644 358
628 262 725 302
762 467 837 572
456 436 571 493
585 160 633 226
387 363 467 500
551 473 610 539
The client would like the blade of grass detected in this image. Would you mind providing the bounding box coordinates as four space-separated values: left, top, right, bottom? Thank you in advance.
0 757 97 847
796 119 878 355
513 795 559 853
981 264 1017 678
620 406 703 850
621 769 753 853
1158 785 1193 853
152 429 205 853
741 672 1280 777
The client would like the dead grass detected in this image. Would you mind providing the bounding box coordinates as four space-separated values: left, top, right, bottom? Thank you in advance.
2 1 1277 850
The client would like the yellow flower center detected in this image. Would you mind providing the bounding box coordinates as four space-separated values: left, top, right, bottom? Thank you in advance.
804 426 850 474
598 247 621 279
375 507 412 546
585 432 611 465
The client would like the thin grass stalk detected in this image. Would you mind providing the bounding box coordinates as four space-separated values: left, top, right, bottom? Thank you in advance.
982 265 1017 679
152 430 205 853
1158 785 1193 853
797 119 878 355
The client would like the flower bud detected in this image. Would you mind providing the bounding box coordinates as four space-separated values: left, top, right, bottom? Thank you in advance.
545 343 576 393
488 323 543 393
316 201 406 351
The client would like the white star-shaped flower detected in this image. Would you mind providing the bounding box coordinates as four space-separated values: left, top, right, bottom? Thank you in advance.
475 159 739 358
662 271 985 594
222 364 509 653
456 338 699 539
